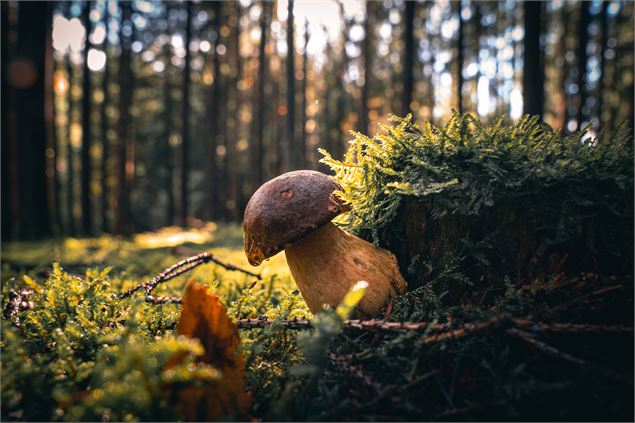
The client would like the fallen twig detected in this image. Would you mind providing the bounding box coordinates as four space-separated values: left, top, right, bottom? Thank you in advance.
512 319 632 334
507 327 628 382
234 314 633 338
119 252 261 302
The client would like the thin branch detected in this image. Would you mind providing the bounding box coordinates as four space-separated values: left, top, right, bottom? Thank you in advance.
235 314 633 338
119 252 261 300
512 319 633 334
507 327 628 382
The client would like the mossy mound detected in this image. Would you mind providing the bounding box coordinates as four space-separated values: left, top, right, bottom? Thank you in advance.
312 114 634 421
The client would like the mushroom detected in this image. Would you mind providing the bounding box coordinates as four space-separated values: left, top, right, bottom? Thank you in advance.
243 170 407 318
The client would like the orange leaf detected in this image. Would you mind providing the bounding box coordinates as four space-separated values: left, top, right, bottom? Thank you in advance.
171 280 251 421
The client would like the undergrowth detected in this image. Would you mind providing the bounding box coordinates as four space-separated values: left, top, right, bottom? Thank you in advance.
2 115 633 421
1 224 311 421
316 114 634 420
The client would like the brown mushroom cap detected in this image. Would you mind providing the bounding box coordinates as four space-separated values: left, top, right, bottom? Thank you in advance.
243 170 348 266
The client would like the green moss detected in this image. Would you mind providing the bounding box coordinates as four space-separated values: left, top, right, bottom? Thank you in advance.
310 114 634 420
1 225 309 421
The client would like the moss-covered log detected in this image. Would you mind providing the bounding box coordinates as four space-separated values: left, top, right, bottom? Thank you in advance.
318 114 634 420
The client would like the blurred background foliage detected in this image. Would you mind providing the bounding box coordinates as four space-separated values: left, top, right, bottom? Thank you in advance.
2 0 634 240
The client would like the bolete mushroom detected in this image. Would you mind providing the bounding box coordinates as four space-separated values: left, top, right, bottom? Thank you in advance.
243 170 407 318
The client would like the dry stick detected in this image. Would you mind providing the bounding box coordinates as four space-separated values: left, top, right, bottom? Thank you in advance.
507 327 628 383
119 252 261 301
548 283 623 313
512 319 633 334
235 314 633 337
235 314 511 337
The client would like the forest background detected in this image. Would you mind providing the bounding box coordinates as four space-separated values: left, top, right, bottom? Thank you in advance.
2 0 634 241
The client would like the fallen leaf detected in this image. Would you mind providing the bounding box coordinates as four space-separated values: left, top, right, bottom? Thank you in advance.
171 280 251 421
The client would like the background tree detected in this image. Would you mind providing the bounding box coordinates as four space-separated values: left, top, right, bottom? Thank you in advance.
402 1 415 117
2 0 633 240
80 1 93 234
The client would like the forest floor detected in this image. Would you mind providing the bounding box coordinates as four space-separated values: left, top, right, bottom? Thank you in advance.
2 223 315 420
1 223 295 300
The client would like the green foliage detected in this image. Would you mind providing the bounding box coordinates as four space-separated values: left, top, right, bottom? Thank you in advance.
311 114 634 420
1 226 310 421
322 114 633 290
2 116 634 421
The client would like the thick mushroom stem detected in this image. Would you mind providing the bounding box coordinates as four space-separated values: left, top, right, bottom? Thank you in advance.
284 222 407 318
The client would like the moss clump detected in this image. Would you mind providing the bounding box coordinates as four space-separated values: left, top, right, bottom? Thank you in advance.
323 114 633 291
309 114 634 420
1 236 310 421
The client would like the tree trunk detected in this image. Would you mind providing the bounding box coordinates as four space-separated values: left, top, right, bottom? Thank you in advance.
522 0 545 117
66 55 76 235
252 1 270 190
180 0 192 226
232 2 242 219
207 1 222 221
13 1 52 239
335 1 352 160
100 6 110 233
44 2 61 236
81 1 93 234
456 0 464 115
596 1 608 133
1 1 16 240
116 2 133 235
560 3 572 132
576 1 590 126
285 0 296 171
300 19 309 168
322 35 333 163
402 0 415 117
359 0 372 134
162 47 175 226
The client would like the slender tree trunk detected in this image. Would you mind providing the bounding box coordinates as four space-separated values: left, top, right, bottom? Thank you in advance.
162 43 175 226
300 19 309 168
66 56 76 235
271 71 281 176
335 2 352 160
359 0 372 134
252 1 270 190
180 0 192 226
456 0 464 115
14 1 52 239
323 35 333 162
285 0 296 171
616 3 633 128
116 2 133 235
44 1 61 236
576 1 590 126
231 2 242 220
402 0 415 117
473 3 482 120
1 1 15 240
560 3 572 132
420 3 434 121
81 1 93 234
522 0 545 117
596 1 608 133
100 7 110 233
207 1 222 221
